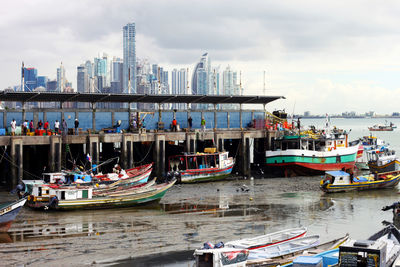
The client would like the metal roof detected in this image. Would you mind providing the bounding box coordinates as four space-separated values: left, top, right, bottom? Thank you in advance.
0 91 284 104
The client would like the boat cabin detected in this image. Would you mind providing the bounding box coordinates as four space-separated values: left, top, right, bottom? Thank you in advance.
271 134 348 152
366 150 397 166
194 247 249 267
339 239 387 267
322 171 351 185
168 151 232 172
31 184 93 200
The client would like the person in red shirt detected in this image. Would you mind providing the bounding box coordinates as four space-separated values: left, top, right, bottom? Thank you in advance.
172 118 177 132
44 121 49 131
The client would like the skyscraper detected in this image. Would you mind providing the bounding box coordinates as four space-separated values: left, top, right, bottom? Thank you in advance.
77 65 89 93
223 66 240 109
57 63 66 92
23 67 38 91
192 53 212 109
123 23 136 94
37 76 48 88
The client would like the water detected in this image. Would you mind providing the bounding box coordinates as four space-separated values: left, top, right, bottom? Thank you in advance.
1 118 400 266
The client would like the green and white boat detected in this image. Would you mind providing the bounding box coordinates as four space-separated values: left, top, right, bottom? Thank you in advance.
265 129 359 175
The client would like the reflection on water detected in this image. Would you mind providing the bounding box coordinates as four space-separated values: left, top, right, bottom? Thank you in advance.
1 176 400 266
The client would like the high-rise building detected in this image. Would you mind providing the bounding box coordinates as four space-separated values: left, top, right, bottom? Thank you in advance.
47 80 57 91
123 23 136 94
111 57 123 94
37 76 48 88
57 63 66 92
23 67 38 91
77 65 89 93
223 66 240 109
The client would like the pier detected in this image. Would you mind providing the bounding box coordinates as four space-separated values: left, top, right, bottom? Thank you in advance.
0 92 284 189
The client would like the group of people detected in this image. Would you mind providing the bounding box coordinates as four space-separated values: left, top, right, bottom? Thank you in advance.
9 118 80 136
170 116 206 132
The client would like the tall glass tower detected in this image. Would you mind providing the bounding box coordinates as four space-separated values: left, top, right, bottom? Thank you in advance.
123 23 136 94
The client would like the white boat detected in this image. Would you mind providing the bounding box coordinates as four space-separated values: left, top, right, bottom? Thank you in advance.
225 227 307 250
247 235 320 260
367 149 400 173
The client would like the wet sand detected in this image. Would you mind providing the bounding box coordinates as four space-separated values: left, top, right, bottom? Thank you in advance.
1 175 399 266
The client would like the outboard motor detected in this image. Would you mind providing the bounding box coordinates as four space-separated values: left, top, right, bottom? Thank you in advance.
174 171 182 183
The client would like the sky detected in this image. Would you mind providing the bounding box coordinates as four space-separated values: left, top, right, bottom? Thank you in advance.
1 0 400 115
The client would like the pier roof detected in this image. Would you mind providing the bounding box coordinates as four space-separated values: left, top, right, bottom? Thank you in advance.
0 91 284 104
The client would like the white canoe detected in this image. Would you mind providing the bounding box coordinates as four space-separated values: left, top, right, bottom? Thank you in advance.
248 235 320 260
225 227 307 250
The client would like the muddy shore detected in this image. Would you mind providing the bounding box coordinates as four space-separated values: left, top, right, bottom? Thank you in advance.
2 174 396 266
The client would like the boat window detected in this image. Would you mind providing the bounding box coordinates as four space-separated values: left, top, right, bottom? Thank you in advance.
188 157 197 169
43 174 51 183
38 187 42 196
210 156 216 167
61 191 65 200
221 154 228 161
288 141 299 149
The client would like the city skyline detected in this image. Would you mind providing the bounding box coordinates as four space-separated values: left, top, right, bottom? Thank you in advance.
2 1 400 114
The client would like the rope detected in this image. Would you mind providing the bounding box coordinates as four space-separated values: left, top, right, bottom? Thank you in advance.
133 141 154 165
0 147 42 180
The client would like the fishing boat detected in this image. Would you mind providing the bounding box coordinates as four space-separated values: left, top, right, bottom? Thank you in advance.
368 122 396 131
225 227 307 250
367 149 400 173
265 127 359 175
320 170 400 193
0 198 27 232
21 163 153 195
26 179 176 210
193 234 349 267
247 235 320 260
167 148 234 183
361 135 389 151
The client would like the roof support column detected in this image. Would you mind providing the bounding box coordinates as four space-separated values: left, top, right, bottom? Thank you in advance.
240 104 243 130
22 102 26 122
92 102 96 133
214 104 217 131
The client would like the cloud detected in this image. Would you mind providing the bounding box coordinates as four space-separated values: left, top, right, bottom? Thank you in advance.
1 0 400 114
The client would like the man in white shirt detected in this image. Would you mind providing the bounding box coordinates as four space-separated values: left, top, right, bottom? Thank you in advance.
10 119 16 136
54 120 60 135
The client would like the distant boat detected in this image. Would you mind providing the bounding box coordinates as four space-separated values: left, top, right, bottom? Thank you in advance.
368 122 396 131
0 198 27 232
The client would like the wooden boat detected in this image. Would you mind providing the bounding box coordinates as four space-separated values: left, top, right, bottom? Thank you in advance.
247 235 320 260
225 227 307 250
193 234 349 267
320 170 400 193
246 234 348 267
367 149 400 173
367 224 400 267
265 128 359 175
0 198 27 232
26 180 176 210
168 148 234 183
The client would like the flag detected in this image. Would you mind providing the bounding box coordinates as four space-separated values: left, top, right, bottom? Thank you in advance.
86 154 92 162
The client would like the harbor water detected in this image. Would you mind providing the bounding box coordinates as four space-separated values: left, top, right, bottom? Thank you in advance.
1 117 400 266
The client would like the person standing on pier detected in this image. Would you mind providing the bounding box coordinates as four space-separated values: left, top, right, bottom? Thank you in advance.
29 120 34 132
201 117 206 132
62 119 68 136
74 119 79 135
23 120 28 135
44 121 49 131
38 120 43 130
188 116 193 131
54 120 60 135
172 118 177 132
10 119 16 136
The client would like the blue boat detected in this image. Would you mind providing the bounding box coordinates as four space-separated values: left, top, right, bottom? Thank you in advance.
0 198 27 232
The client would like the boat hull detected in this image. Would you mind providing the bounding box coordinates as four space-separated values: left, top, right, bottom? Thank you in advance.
266 144 358 175
0 198 27 232
321 173 400 193
27 181 175 210
180 162 234 183
369 160 400 173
